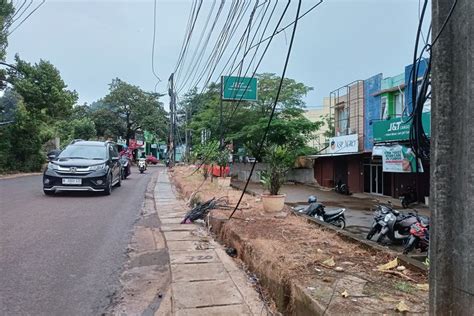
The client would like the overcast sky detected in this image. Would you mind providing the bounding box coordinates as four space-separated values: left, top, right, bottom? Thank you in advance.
6 0 431 109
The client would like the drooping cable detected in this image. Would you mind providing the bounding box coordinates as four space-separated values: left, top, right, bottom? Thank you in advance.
229 0 303 219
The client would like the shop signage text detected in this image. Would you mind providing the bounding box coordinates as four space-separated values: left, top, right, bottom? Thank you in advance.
373 113 430 142
380 145 423 173
328 134 359 154
222 76 258 101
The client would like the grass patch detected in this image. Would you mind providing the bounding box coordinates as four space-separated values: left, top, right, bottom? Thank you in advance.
394 281 415 294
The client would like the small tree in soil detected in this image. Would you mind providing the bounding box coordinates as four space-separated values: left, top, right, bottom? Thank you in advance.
260 145 295 195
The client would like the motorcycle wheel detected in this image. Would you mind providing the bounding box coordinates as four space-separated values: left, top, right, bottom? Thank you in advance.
376 231 386 243
403 236 417 254
333 218 346 230
402 199 408 208
140 169 144 174
366 225 379 240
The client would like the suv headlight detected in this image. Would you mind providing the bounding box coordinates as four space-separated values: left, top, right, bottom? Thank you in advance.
47 162 59 170
89 163 106 171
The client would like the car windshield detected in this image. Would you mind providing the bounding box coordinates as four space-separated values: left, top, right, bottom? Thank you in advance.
58 145 107 160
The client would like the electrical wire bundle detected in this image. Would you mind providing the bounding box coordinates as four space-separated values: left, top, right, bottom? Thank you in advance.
407 0 458 162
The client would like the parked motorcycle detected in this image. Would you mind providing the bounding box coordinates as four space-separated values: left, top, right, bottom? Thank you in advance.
374 205 419 244
119 155 131 179
399 185 417 208
293 196 346 229
335 180 350 195
366 201 395 240
138 158 147 174
403 213 429 254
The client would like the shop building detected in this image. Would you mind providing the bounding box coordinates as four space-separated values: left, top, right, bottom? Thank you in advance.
312 60 430 201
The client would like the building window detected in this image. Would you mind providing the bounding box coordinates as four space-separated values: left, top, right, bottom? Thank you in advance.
394 92 404 117
381 96 389 120
336 107 349 136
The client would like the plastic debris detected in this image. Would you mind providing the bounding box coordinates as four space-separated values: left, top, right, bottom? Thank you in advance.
377 258 398 271
322 257 336 267
396 300 410 312
416 283 429 291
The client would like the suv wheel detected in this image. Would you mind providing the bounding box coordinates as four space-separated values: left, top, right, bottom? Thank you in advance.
43 189 54 196
116 172 122 187
103 173 112 196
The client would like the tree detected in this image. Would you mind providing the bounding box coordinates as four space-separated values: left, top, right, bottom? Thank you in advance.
186 74 316 157
0 87 20 121
103 78 167 144
255 73 313 114
0 0 14 61
8 55 78 122
0 1 14 89
90 108 126 139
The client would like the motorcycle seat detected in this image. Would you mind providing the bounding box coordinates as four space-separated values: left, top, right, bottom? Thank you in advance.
325 208 344 216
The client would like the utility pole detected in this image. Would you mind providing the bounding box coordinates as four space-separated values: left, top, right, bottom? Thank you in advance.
168 73 175 167
219 76 224 147
185 104 190 161
430 0 474 314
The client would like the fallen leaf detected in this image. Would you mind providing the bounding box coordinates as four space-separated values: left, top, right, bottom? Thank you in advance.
396 300 410 312
396 265 406 271
341 290 349 298
416 283 429 291
378 258 398 271
380 296 398 303
322 257 335 267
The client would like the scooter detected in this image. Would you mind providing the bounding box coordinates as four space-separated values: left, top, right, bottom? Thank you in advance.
399 186 417 208
375 207 419 244
293 196 346 229
335 181 350 195
120 155 131 179
366 201 395 240
138 158 147 174
403 213 429 254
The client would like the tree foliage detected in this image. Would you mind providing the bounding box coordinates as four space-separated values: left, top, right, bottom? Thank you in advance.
103 78 167 143
184 73 320 160
8 55 78 122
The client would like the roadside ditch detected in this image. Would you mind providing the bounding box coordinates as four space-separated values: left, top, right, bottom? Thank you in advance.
170 165 429 315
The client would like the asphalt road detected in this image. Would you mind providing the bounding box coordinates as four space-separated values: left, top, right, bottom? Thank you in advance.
0 166 159 316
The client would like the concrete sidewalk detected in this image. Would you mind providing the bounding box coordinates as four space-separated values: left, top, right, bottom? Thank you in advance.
154 170 265 316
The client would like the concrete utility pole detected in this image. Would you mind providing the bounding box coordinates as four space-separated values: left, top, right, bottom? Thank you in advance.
430 0 474 314
168 73 175 167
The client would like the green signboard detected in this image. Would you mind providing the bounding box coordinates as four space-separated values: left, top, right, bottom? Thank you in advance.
222 76 258 101
373 113 431 142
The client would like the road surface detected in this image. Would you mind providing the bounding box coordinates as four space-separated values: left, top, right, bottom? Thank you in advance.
0 166 159 315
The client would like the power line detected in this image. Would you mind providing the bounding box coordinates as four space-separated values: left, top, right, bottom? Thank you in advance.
7 0 44 36
229 0 304 219
176 0 218 93
151 0 162 92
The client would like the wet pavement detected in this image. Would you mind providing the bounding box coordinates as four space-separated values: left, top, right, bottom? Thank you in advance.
0 166 156 315
232 180 430 244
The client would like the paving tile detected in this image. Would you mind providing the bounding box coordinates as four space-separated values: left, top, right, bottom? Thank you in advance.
158 212 186 219
175 304 251 316
163 231 206 241
173 279 243 309
169 250 219 264
171 262 228 282
160 218 184 224
160 224 199 232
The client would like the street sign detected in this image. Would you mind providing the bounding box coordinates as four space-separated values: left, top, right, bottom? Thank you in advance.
222 76 258 101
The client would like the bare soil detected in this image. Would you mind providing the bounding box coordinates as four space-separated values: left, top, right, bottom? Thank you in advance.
170 165 429 315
